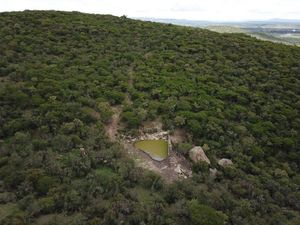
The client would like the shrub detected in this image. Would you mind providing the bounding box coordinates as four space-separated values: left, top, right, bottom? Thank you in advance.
188 200 227 225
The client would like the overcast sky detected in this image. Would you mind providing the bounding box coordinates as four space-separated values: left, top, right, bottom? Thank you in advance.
1 0 300 21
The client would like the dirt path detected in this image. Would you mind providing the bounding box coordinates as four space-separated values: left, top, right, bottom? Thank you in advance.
105 106 122 142
106 65 134 141
125 65 134 105
128 65 133 89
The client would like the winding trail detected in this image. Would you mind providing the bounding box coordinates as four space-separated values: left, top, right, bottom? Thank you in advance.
125 65 134 105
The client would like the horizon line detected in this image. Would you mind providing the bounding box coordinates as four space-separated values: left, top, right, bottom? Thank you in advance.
1 9 300 23
134 16 300 23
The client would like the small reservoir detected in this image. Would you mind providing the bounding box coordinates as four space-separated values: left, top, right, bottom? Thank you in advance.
134 140 168 161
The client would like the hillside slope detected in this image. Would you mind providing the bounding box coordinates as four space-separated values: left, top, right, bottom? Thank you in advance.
0 11 299 225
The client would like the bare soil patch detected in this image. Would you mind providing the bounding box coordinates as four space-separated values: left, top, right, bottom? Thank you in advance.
141 119 163 133
105 106 122 142
170 128 187 144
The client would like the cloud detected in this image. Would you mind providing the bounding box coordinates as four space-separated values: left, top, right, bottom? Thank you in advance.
170 3 204 12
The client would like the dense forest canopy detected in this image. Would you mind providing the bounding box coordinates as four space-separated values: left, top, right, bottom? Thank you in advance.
0 10 299 225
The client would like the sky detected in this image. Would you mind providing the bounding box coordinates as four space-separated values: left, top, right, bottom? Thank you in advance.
1 0 300 21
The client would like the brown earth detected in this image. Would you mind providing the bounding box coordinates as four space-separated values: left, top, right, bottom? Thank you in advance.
105 106 122 142
170 128 187 144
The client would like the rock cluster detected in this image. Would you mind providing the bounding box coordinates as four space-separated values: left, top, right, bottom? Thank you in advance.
122 131 169 143
139 131 169 141
174 164 192 179
80 147 87 156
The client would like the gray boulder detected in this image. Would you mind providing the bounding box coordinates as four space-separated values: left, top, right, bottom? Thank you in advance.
218 158 233 167
189 146 210 164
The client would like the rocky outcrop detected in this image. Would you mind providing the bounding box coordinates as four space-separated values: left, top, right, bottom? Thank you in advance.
218 158 233 167
189 146 210 164
122 131 169 142
174 164 192 179
139 131 169 141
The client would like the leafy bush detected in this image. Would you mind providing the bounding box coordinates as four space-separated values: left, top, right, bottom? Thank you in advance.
188 200 227 225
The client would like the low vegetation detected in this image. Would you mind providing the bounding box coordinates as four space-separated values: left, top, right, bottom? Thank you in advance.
0 10 299 225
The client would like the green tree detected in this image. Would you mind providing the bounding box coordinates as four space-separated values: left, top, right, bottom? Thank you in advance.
188 200 227 225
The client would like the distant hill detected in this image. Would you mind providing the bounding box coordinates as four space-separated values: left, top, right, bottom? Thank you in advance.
136 17 300 26
137 17 300 46
267 18 300 23
0 11 300 225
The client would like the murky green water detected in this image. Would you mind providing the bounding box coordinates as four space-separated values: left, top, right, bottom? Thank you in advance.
134 140 168 161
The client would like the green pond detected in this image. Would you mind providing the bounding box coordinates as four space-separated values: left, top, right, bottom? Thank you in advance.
134 140 168 161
